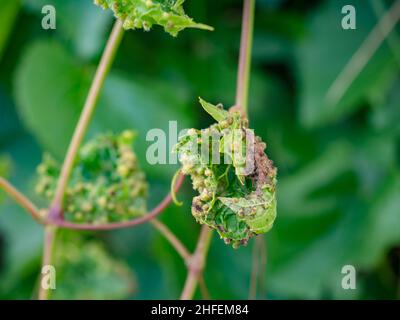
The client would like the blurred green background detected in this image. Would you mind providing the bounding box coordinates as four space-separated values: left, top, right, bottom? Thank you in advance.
0 0 399 299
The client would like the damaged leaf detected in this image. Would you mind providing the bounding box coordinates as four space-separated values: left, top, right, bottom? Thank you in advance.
94 0 213 36
174 99 277 248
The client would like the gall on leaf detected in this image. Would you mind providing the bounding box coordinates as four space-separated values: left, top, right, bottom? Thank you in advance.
174 99 278 248
36 130 148 224
94 0 214 37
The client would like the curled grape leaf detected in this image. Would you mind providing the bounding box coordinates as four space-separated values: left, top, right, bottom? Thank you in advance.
36 130 148 224
174 99 277 248
94 0 213 36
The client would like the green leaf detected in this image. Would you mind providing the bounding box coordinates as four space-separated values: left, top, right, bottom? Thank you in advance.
0 0 20 61
52 231 135 300
94 0 213 37
198 97 229 122
14 41 90 159
297 0 398 127
175 98 277 247
219 191 277 234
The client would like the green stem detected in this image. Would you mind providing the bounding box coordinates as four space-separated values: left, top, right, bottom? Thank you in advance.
180 226 213 300
235 0 255 115
0 177 42 222
150 219 191 262
45 173 185 230
38 226 56 300
50 20 125 216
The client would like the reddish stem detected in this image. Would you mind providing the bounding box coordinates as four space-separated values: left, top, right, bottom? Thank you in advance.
44 173 185 231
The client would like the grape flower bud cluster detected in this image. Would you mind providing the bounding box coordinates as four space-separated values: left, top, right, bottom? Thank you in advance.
36 131 148 224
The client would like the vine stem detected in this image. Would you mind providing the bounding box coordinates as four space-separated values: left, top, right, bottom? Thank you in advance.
1 16 209 300
38 226 56 300
151 219 191 261
38 172 183 299
258 238 267 298
249 237 261 299
237 0 261 300
248 236 267 299
36 175 185 299
179 0 256 300
1 176 190 297
235 0 255 115
1 176 190 293
0 177 42 222
0 173 183 232
45 173 184 230
198 275 211 300
50 20 125 218
38 20 124 300
180 225 213 300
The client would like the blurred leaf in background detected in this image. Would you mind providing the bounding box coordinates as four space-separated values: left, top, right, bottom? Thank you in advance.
15 40 91 159
0 0 20 60
52 231 135 300
297 0 398 128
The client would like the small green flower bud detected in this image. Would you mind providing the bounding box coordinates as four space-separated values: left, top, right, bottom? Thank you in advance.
75 212 83 220
81 202 93 212
117 164 130 177
37 163 47 174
